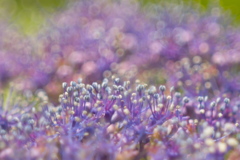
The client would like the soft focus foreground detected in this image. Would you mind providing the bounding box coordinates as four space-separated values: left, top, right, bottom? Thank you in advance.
1 0 240 160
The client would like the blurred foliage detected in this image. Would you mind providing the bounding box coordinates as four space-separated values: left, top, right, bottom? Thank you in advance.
0 0 68 35
0 0 240 35
219 0 240 22
0 85 43 111
139 0 209 9
140 0 240 23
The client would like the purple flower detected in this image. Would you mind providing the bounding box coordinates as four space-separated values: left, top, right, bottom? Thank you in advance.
1 1 240 159
35 1 240 99
37 0 154 89
2 79 239 159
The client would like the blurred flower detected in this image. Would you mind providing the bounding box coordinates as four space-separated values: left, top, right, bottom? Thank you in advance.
37 0 154 95
35 1 240 100
116 3 240 96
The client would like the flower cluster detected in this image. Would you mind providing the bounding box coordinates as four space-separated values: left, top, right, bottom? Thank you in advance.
35 0 240 99
1 0 240 159
1 78 240 159
0 23 56 91
0 24 33 87
1 0 240 98
139 5 240 96
37 0 153 94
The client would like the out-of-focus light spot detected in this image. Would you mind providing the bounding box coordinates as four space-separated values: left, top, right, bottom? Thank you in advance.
199 42 209 54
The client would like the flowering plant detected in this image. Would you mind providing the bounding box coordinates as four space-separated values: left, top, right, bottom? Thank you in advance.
0 78 239 159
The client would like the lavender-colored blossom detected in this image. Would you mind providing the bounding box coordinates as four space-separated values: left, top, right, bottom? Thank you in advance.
1 0 240 98
1 1 240 159
1 78 239 160
0 24 34 88
0 23 57 91
121 4 240 96
35 1 240 99
39 0 152 81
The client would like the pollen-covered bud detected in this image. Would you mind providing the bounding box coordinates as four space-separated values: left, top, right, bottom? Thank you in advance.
84 95 90 102
110 95 117 101
70 81 76 87
223 123 236 134
74 116 81 122
170 86 175 92
217 142 227 153
76 84 80 90
148 86 156 95
167 96 171 100
218 113 223 118
86 85 93 92
136 84 144 92
62 82 67 89
20 114 31 123
12 117 19 123
199 109 205 114
24 125 32 133
197 96 204 103
67 87 73 93
175 92 181 98
216 97 221 103
64 92 69 97
62 98 68 104
129 92 135 98
114 78 120 85
77 78 82 84
123 81 130 90
232 106 238 114
74 97 80 102
69 110 75 115
123 108 130 115
112 104 119 110
205 138 214 146
49 107 56 115
176 105 181 109
73 91 79 97
220 105 225 112
105 87 112 94
183 97 189 104
227 138 238 147
102 78 108 83
82 110 88 116
102 82 108 89
159 85 166 92
153 94 159 99
117 86 124 92
57 107 63 113
112 85 118 91
210 101 216 109
0 129 6 135
224 98 230 105
97 93 103 100
79 83 85 89
27 119 35 125
92 82 98 89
